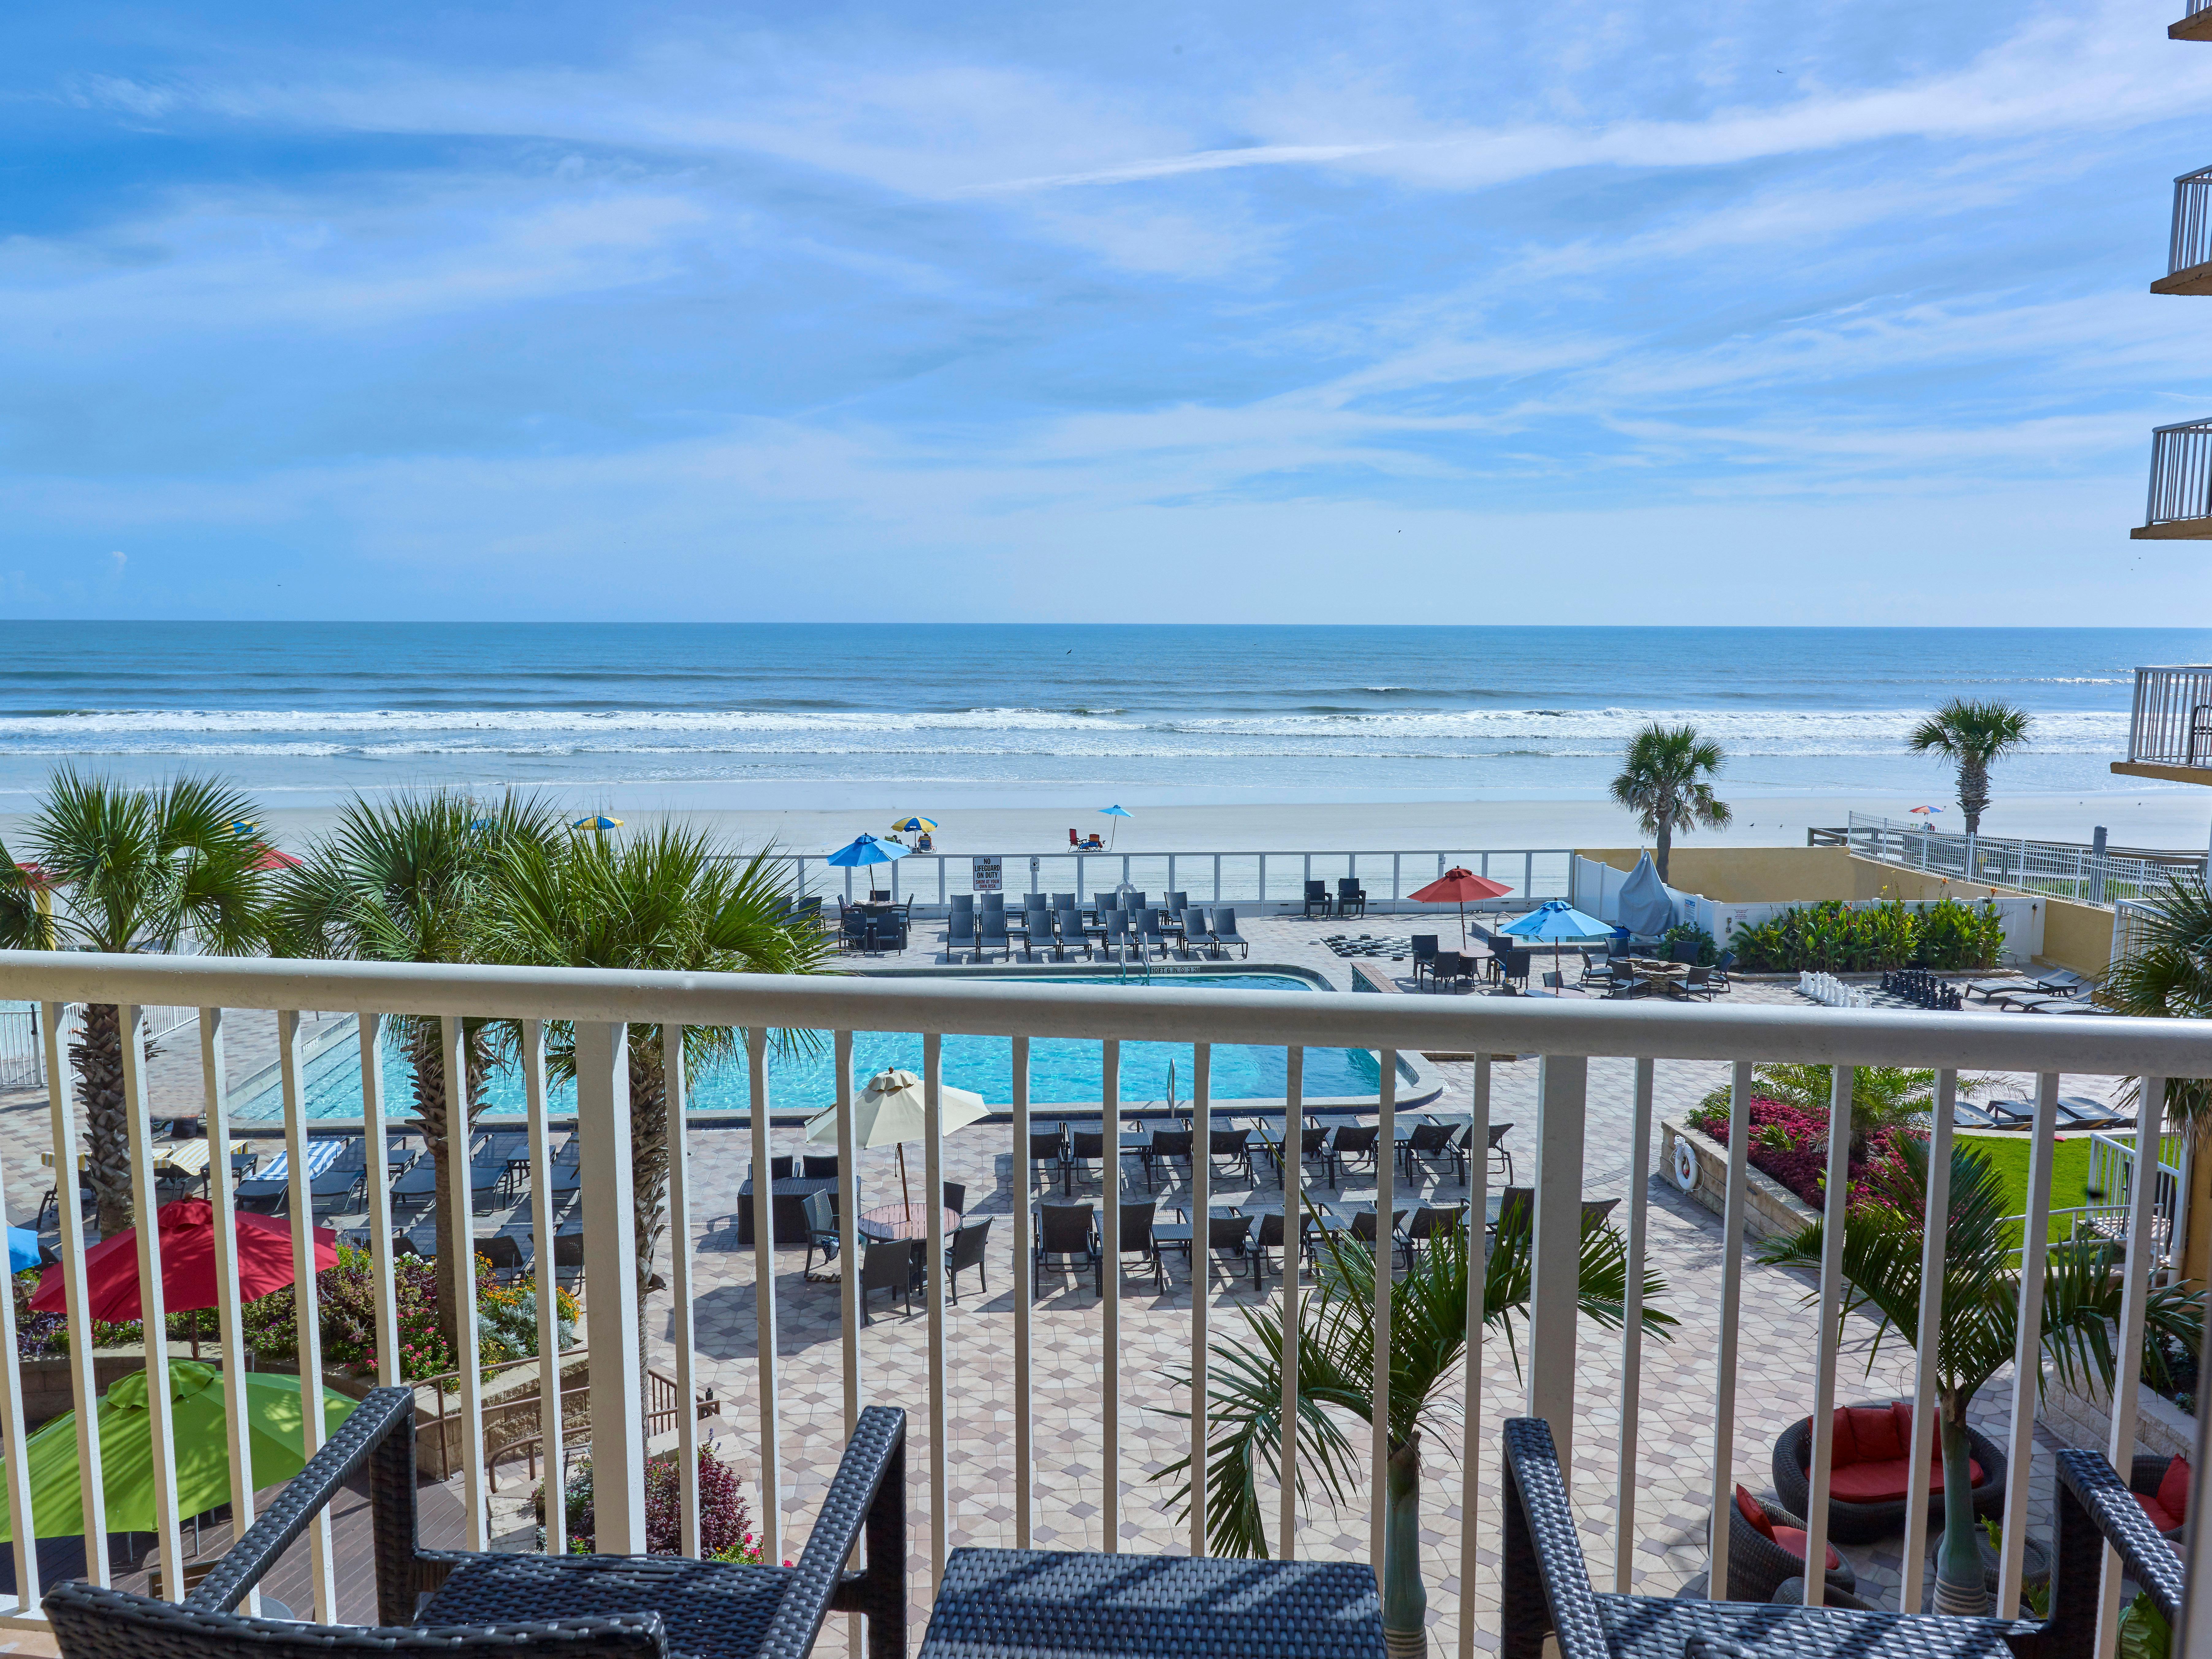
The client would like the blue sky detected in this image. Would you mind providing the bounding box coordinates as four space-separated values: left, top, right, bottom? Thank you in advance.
6 0 2212 624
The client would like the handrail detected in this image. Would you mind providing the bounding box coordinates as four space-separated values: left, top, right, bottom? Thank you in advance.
6 949 2210 1075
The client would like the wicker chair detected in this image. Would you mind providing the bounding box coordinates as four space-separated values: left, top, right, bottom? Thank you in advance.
1717 1487 1856 1604
44 1388 909 1659
1501 1414 2103 1659
2126 1452 2189 1537
1772 1402 2005 1544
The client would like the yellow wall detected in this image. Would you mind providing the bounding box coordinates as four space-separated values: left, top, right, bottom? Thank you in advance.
1574 845 2115 974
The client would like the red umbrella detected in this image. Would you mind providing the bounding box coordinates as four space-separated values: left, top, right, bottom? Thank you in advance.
1408 867 1516 947
32 1199 336 1321
251 846 301 872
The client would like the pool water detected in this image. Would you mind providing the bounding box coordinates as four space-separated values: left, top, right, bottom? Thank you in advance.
233 974 1385 1119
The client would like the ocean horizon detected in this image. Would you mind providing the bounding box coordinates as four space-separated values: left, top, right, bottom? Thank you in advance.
11 621 2208 808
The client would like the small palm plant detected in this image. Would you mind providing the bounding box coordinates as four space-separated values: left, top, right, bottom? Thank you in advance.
1153 1205 1674 1654
481 825 831 1308
2096 872 2212 1131
269 789 563 1354
1762 1135 2202 1615
1907 699 2031 836
1609 723 1730 882
31 770 271 1234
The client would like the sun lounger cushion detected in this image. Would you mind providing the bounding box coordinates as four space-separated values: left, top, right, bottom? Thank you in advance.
2135 1455 2191 1531
1734 1486 1840 1570
1822 1402 1983 1503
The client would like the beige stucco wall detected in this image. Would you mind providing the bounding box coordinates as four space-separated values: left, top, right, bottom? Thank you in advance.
1574 845 2115 974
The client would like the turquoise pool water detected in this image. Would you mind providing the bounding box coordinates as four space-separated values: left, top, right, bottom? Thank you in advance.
232 974 1384 1119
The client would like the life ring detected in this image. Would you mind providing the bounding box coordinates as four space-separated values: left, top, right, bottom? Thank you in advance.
1671 1137 1700 1192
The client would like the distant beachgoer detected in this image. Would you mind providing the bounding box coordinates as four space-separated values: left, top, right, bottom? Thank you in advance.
917 832 933 851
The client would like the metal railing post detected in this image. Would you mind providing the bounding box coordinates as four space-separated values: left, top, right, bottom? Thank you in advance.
2096 1074 2171 1657
202 1006 260 1614
1613 1058 1653 1593
523 1021 566 1557
1013 1036 1033 1550
1103 1038 1121 1552
1707 1059 1754 1599
1456 1055 1491 1659
1996 1075 2062 1612
124 1004 185 1603
1526 1055 1586 1469
1899 1071 1957 1613
1190 1043 1211 1559
41 1003 103 1585
1799 1065 1854 1606
575 1020 645 1553
1279 1045 1303 1559
438 1015 487 1556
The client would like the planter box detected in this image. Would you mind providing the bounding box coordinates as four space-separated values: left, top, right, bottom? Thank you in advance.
2036 1366 2196 1463
1659 1117 1820 1241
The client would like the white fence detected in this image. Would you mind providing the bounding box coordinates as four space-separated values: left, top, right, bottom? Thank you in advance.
1846 813 2197 905
0 952 2206 1649
2085 1129 2192 1274
789 847 1574 916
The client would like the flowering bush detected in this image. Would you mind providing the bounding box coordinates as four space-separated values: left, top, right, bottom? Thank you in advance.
543 1445 765 1560
1687 1096 1920 1211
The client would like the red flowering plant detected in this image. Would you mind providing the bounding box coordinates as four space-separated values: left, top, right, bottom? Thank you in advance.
542 1445 766 1561
1686 1096 1924 1212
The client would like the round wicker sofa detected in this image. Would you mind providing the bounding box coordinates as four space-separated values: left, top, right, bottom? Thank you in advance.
1771 1401 2007 1544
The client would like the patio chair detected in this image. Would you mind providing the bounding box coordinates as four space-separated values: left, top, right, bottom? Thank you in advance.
1396 1204 1465 1269
944 1217 993 1303
1668 939 1701 965
1714 1485 1859 1604
1336 877 1367 918
1179 1211 1255 1285
1207 1126 1253 1181
1680 965 1718 1000
477 1234 528 1280
1034 1202 1102 1297
1488 1121 1516 1185
1249 1211 1298 1287
1410 935 1438 986
1501 948 1532 988
45 1387 909 1659
390 1159 439 1213
979 892 1006 916
1325 1123 1381 1185
550 1229 585 1294
802 1190 841 1278
1019 904 1054 961
1538 971 1566 997
1163 891 1189 915
1399 1121 1460 1180
1127 892 1148 910
860 1238 924 1323
869 888 893 903
1302 879 1333 919
1211 907 1250 958
1429 950 1466 992
942 1181 967 1215
1144 1128 1194 1191
945 908 980 963
1063 1127 1108 1194
1118 1199 1163 1291
802 1154 839 1179
977 909 1011 962
1575 951 1612 988
2126 1451 2190 1537
950 893 974 917
1771 1399 2005 1543
1711 949 1736 990
1179 906 1214 957
1052 908 1090 961
1499 1413 2090 1659
841 909 871 953
1028 1123 1067 1189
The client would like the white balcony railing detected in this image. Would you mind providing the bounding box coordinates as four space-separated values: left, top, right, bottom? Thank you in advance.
0 952 2206 1652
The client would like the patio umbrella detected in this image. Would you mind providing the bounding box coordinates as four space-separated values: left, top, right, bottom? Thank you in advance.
1498 899 1615 982
803 1068 988 1222
572 815 623 832
250 846 301 872
1407 867 1514 946
1099 804 1131 850
6 1228 37 1274
0 1360 356 1539
32 1199 336 1321
826 833 911 899
890 817 938 835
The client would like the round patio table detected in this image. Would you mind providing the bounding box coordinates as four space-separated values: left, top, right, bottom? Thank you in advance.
1624 958 1690 990
856 1203 963 1241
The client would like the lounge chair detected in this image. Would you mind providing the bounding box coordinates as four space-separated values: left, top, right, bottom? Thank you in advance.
946 908 980 963
1302 879 1333 919
2035 968 2094 995
1144 1128 1193 1191
1179 906 1214 957
1163 890 1188 916
1211 906 1249 958
1325 1123 1380 1185
1117 1198 1163 1291
1126 891 1147 910
1052 908 1090 961
1050 891 1076 910
1967 976 2040 1001
1135 907 1169 959
1017 905 1052 961
1027 1123 1066 1189
1488 1121 1516 1185
1398 1121 1460 1180
1207 1126 1253 1181
1337 877 1367 918
977 909 1011 962
1396 1204 1466 1269
1101 910 1134 962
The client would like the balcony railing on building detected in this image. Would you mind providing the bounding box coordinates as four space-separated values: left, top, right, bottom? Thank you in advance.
2173 0 2212 42
2132 421 2212 539
0 952 2208 1654
2118 664 2212 780
2154 166 2212 295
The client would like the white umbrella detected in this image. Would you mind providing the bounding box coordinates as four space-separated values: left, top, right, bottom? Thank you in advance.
804 1067 989 1222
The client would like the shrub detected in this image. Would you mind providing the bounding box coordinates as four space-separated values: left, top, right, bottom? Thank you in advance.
1658 923 1718 966
544 1445 765 1560
1724 897 2006 973
1687 1094 1923 1211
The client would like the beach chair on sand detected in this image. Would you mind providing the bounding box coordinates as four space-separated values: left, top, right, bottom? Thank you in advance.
1212 907 1250 959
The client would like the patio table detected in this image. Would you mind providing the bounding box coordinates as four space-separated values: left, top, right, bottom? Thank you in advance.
856 1204 962 1242
920 1547 1383 1659
735 1174 839 1245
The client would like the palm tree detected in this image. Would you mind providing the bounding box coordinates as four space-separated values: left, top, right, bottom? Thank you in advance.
1762 1135 2202 1615
30 770 271 1235
0 839 55 952
268 790 562 1356
2095 872 2212 1131
1694 1064 1994 1159
1153 1206 1674 1654
1907 699 2031 836
1609 723 1731 883
480 825 830 1307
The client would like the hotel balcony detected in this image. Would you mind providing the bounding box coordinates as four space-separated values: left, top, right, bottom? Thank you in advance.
2151 166 2212 295
2175 0 2212 41
2130 419 2212 539
2112 663 2212 785
0 952 2203 1658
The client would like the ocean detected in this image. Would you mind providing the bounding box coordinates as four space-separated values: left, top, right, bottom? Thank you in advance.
6 622 2204 808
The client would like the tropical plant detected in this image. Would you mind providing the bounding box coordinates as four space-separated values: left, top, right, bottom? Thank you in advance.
30 770 272 1235
1693 1064 1991 1158
1725 898 2004 974
1608 724 1730 883
1762 1135 2204 1615
2096 872 2212 1132
1657 922 1717 966
267 790 563 1353
481 825 831 1310
1908 699 2031 836
1153 1204 1674 1654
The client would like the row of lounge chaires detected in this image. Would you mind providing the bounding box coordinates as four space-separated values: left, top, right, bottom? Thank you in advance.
942 891 1250 961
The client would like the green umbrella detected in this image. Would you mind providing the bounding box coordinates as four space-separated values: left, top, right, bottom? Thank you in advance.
0 1360 357 1539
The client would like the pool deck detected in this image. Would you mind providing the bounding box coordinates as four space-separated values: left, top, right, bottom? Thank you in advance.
0 915 2131 1652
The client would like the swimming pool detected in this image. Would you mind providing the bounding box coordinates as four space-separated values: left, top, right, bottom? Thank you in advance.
230 973 1401 1121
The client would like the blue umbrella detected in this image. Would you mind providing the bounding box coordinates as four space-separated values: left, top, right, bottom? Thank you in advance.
1499 900 1615 987
8 1228 40 1274
826 834 911 899
1098 804 1131 851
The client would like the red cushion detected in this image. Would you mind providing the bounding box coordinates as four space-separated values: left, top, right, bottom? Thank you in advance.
2136 1492 2181 1532
1769 1525 1844 1572
1735 1484 1776 1541
1834 1405 1905 1464
2158 1456 2192 1522
1828 1455 1987 1504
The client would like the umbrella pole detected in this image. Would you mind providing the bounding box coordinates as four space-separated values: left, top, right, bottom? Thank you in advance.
898 1143 912 1223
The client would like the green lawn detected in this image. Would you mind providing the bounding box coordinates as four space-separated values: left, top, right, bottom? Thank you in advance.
1954 1130 2093 1242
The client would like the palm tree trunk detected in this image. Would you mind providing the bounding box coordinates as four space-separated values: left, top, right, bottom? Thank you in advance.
629 1042 670 1302
74 1004 132 1237
1382 1432 1426 1659
1654 820 1673 885
405 1022 469 1364
1932 1409 1988 1615
1958 760 1990 837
